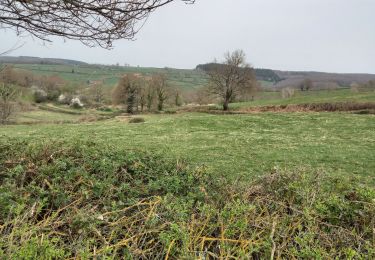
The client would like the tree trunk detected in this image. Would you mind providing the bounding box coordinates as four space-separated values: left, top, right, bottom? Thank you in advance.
223 100 229 111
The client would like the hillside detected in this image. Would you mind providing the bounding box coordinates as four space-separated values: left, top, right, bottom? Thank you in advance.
0 56 88 66
8 63 208 91
196 63 375 88
274 70 375 88
3 56 375 90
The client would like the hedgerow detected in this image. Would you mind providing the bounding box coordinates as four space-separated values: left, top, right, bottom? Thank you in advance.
0 140 374 259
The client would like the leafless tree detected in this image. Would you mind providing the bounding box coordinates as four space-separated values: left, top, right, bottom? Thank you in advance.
151 74 169 111
194 86 212 105
300 78 313 91
90 84 106 105
112 74 139 113
281 87 295 99
0 0 194 48
146 83 155 112
0 82 17 124
136 80 150 112
206 50 256 111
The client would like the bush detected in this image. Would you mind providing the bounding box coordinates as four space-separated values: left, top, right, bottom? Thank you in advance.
57 94 70 105
70 97 84 109
281 87 295 98
32 88 48 103
129 117 145 123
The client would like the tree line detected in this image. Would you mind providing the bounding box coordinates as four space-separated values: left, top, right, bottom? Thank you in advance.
112 74 182 113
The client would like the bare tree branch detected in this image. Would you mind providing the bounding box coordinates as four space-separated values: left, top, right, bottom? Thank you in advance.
0 0 195 49
0 41 26 56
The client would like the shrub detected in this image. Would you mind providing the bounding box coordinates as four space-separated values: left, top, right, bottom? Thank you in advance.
0 83 18 124
129 117 145 123
57 94 71 105
281 87 295 98
32 88 47 103
70 97 84 108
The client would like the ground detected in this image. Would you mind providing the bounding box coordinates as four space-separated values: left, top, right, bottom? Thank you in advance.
2 112 374 183
1 81 374 258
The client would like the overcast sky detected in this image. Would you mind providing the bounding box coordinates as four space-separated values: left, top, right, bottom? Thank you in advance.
1 0 375 73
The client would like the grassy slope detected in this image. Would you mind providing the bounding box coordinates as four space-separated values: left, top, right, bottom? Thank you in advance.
15 110 81 123
230 89 375 109
12 64 208 91
2 112 374 183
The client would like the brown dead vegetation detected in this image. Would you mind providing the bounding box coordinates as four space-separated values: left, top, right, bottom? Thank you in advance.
182 102 375 115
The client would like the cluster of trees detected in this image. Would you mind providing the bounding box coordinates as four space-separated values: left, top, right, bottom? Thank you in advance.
112 74 181 113
0 65 66 102
0 65 114 123
112 50 258 113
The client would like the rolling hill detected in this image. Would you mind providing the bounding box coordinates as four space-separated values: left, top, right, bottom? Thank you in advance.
2 56 375 90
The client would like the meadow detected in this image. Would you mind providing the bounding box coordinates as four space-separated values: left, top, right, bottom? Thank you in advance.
2 112 374 182
1 110 375 258
12 64 208 90
1 68 375 258
230 88 375 109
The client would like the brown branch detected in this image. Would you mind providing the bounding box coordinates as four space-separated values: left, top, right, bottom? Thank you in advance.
0 0 195 48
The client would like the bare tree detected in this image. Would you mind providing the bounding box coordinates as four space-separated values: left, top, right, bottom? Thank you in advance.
112 74 139 113
194 86 212 105
136 80 149 112
300 79 313 91
146 83 155 112
151 74 169 111
90 84 106 105
0 0 194 48
172 87 183 107
206 50 256 111
0 83 17 124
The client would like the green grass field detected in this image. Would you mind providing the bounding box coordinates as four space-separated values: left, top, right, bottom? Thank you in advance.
230 89 375 109
2 112 374 183
1 77 375 258
12 64 208 90
2 108 375 258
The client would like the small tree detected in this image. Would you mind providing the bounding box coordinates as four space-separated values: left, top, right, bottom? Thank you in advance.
146 83 155 112
206 50 256 111
195 86 212 105
152 74 169 111
172 87 183 107
300 78 313 91
112 75 139 113
137 81 148 112
90 84 105 105
281 87 295 99
0 83 17 124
